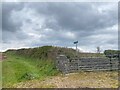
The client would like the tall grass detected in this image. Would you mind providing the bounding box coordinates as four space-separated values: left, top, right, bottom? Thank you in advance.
0 61 2 89
2 52 59 88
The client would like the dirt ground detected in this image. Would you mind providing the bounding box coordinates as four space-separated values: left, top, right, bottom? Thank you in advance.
0 53 7 61
14 71 119 88
0 53 2 60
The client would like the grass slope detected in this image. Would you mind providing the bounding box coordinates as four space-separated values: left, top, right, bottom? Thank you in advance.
2 46 106 88
7 46 105 60
2 52 59 88
0 61 2 89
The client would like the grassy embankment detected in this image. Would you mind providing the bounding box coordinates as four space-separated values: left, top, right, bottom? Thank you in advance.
2 45 73 87
2 51 59 88
0 60 2 89
2 46 107 88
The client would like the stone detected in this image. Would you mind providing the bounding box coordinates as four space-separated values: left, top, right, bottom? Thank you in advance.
56 55 119 74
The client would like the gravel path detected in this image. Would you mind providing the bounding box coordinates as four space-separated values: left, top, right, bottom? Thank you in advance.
14 71 118 88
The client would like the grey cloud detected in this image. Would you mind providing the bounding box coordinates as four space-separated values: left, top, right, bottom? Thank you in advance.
2 2 24 32
2 2 30 43
2 30 30 44
25 2 118 50
27 2 117 32
2 2 118 52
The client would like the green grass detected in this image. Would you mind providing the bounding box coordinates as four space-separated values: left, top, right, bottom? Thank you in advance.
0 61 2 89
2 53 59 88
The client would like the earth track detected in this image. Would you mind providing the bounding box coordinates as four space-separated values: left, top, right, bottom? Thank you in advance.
14 71 118 88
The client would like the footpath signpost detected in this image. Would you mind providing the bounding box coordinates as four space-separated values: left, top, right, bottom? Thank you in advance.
74 41 78 57
107 53 112 71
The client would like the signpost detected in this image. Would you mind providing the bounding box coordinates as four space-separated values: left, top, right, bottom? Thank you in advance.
74 41 78 56
107 53 112 71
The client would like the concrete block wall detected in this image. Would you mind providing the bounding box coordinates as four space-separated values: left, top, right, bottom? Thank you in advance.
56 55 119 73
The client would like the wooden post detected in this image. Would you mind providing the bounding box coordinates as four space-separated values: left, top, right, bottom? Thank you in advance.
76 43 77 56
74 41 78 57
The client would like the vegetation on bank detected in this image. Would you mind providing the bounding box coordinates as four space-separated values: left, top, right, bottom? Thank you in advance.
6 46 105 59
2 46 119 87
104 50 120 58
2 52 59 88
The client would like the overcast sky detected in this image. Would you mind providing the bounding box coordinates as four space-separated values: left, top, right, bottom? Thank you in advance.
1 2 118 52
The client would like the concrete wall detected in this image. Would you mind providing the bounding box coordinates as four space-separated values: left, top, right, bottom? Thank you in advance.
56 55 119 74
